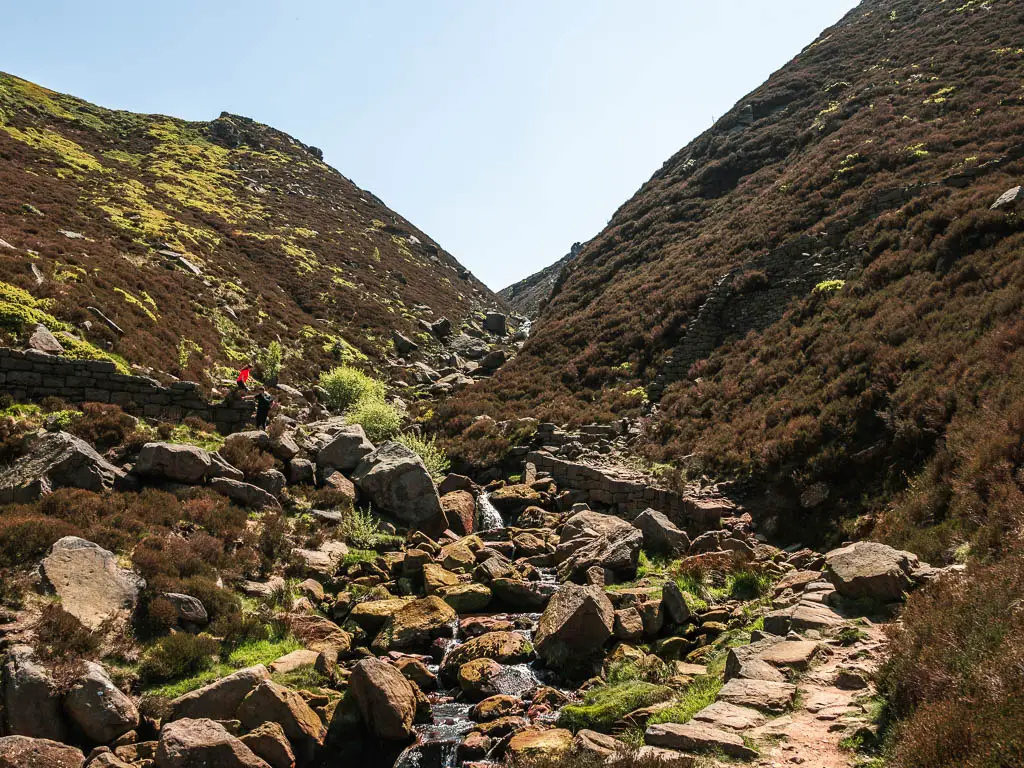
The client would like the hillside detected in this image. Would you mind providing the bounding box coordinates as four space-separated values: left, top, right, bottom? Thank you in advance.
0 73 501 386
498 244 580 319
443 0 1024 553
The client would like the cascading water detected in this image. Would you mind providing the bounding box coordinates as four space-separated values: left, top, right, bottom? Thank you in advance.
476 492 505 531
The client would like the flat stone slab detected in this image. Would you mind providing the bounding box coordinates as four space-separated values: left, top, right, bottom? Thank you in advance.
790 602 845 631
758 640 820 670
717 678 797 713
646 721 757 759
693 700 767 730
269 650 319 675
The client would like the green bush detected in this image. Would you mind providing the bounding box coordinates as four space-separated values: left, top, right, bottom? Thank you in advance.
138 633 220 684
396 432 450 480
318 366 385 411
347 397 402 443
256 341 283 384
557 681 674 733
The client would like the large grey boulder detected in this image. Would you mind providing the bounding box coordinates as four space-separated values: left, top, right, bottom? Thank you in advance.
169 666 271 722
41 538 144 630
632 509 690 555
155 718 270 768
0 736 84 768
208 477 281 511
0 431 123 504
352 442 442 524
349 658 418 742
64 661 139 744
449 334 490 360
134 443 214 484
315 425 374 471
2 646 66 742
534 585 614 675
825 541 920 602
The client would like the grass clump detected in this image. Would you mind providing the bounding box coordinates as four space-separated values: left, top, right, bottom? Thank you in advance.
646 675 723 726
396 432 450 480
347 397 402 443
319 366 385 411
557 681 675 734
138 633 220 685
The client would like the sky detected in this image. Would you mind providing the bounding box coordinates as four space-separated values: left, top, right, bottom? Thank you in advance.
3 1 859 291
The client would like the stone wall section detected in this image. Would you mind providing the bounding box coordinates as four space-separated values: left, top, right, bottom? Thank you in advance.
528 450 729 530
0 348 252 433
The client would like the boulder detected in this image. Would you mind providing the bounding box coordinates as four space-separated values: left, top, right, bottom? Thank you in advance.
319 469 356 505
239 722 295 768
632 509 690 555
534 585 614 673
437 583 492 613
556 511 643 581
825 542 920 602
28 324 64 354
290 541 349 580
422 563 461 594
716 678 796 713
134 443 215 484
440 491 476 535
470 695 522 722
645 722 756 759
169 666 271 722
2 646 66 741
392 330 419 355
490 578 556 610
349 658 418 742
0 736 84 768
208 478 281 511
372 595 456 652
991 185 1022 211
487 484 542 518
0 431 123 504
315 426 374 472
64 662 139 744
483 312 507 335
40 538 144 630
430 317 452 339
269 650 320 676
613 607 645 642
237 681 325 764
395 658 437 692
692 700 767 730
505 728 572 761
440 631 534 683
160 594 208 626
661 581 691 625
352 442 443 524
456 659 504 701
283 614 352 654
155 718 270 767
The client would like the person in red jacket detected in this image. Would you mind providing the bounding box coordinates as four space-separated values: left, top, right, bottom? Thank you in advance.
235 364 253 390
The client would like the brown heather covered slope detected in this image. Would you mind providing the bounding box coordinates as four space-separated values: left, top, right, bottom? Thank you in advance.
0 72 501 384
444 0 1024 553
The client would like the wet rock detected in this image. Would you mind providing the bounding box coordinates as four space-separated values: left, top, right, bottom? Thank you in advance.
64 662 140 744
2 646 66 741
349 658 418 742
239 722 295 768
646 721 756 759
395 658 437 691
315 426 374 472
0 736 84 768
441 631 534 683
155 717 270 767
825 542 920 602
352 442 443 525
169 666 271 722
632 509 690 555
41 537 144 630
0 431 123 504
534 585 614 674
372 596 456 652
470 695 523 722
505 728 573 761
457 658 505 701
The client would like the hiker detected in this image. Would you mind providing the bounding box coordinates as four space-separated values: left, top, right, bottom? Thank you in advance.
235 364 253 390
256 389 274 430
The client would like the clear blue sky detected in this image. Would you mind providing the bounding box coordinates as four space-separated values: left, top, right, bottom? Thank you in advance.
3 1 858 291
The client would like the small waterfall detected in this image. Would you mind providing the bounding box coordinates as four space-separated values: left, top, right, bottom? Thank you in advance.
476 492 504 531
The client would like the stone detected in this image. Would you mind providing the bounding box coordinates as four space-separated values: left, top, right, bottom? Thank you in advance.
134 442 217 484
41 537 144 630
160 593 209 626
758 640 820 670
613 607 645 642
512 532 548 558
692 700 767 730
287 458 316 485
209 478 282 511
422 563 461 594
470 695 522 722
440 491 476 535
645 721 756 759
237 681 325 764
661 581 691 625
991 185 1022 210
437 583 493 613
534 585 614 673
716 678 796 713
555 511 642 581
239 722 295 768
290 541 348 579
169 666 271 722
0 431 123 504
348 598 412 633
632 509 690 555
505 728 573 761
64 662 140 744
825 542 920 602
0 736 84 768
28 324 64 354
2 646 66 741
349 658 418 741
372 595 456 652
155 718 270 767
297 579 326 603
392 330 419 355
490 577 556 610
352 442 443 525
573 729 622 759
395 658 437 691
284 614 352 654
85 751 133 767
440 631 534 683
268 650 320 676
315 426 374 472
430 317 452 338
319 468 356 504
610 746 695 767
773 570 822 596
483 312 507 335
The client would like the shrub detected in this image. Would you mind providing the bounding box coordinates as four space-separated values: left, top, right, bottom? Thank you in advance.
34 604 101 662
138 633 220 684
727 570 776 600
210 612 272 651
0 514 79 568
218 440 275 479
256 341 283 384
341 507 384 550
557 681 675 733
68 402 136 450
318 366 385 411
346 397 402 443
396 432 450 480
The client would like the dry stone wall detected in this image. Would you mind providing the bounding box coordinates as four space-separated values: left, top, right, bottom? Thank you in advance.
0 348 253 433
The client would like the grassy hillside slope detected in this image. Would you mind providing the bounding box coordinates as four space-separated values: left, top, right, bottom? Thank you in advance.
0 73 501 385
